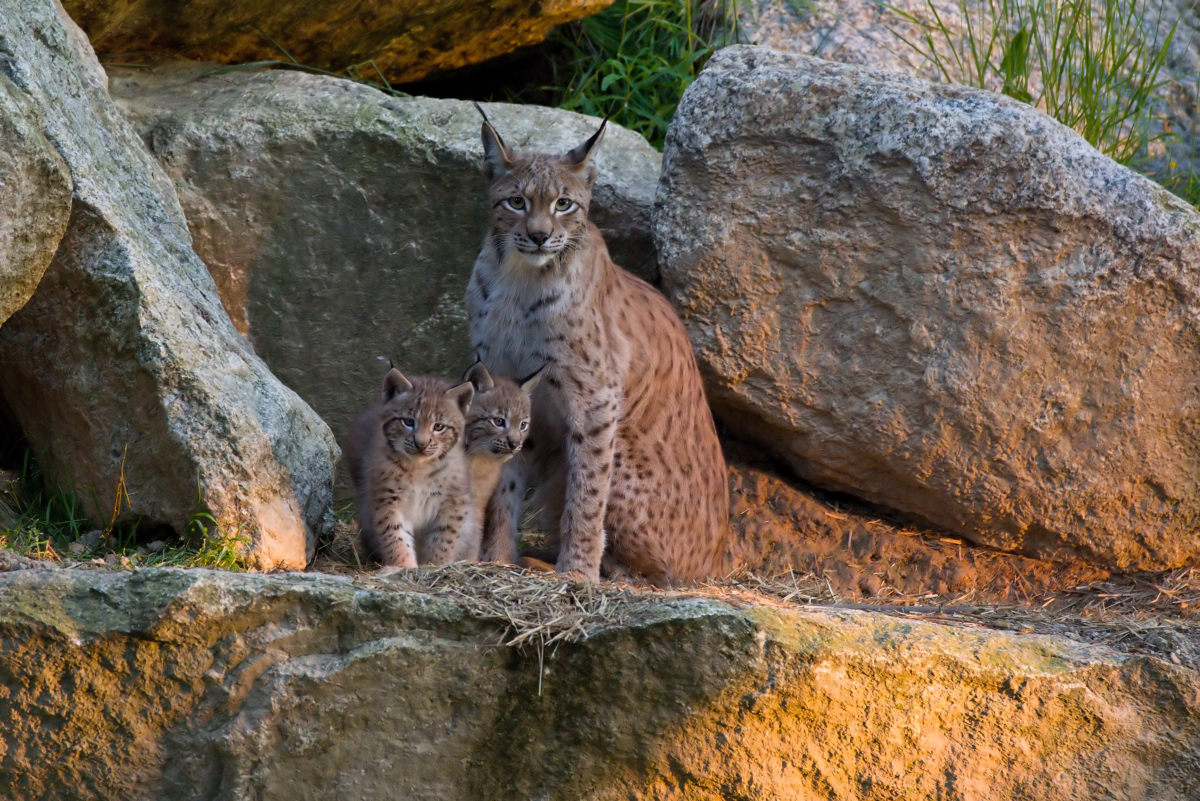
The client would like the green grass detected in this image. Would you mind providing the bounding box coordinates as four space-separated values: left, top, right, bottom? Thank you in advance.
0 446 250 571
886 0 1177 165
552 0 743 149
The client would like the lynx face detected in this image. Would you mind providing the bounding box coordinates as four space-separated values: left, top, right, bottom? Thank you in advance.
463 361 541 459
480 111 605 270
379 369 474 462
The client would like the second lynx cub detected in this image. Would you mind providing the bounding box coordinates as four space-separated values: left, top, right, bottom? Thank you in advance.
344 369 475 568
460 361 540 561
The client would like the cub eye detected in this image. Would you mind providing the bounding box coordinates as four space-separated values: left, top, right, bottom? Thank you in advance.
505 196 526 211
554 198 574 212
400 417 416 429
493 417 507 428
433 423 447 433
519 420 529 432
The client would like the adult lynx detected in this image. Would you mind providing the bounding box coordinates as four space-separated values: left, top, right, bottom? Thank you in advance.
465 109 728 583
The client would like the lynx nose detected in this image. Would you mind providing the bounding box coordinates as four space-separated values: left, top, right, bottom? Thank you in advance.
507 437 522 451
528 231 550 248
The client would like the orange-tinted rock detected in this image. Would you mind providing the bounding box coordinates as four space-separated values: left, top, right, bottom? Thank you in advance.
61 0 614 83
2 565 1199 799
660 48 1200 572
727 464 1108 602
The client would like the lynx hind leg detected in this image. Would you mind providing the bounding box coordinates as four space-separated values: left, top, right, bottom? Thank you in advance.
482 453 530 565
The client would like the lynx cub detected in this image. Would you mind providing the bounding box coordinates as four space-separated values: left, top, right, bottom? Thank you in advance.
465 108 729 583
459 360 540 561
344 368 475 568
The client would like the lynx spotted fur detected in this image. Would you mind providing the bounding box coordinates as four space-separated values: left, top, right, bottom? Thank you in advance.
344 369 475 568
465 110 728 583
460 361 540 561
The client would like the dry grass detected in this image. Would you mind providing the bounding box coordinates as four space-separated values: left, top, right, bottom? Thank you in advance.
340 561 1200 670
381 563 664 648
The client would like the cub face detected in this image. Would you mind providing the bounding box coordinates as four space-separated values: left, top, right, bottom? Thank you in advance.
379 368 474 462
462 361 542 459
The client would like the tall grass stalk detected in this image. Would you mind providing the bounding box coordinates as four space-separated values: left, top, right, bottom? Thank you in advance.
887 0 1176 164
554 0 742 149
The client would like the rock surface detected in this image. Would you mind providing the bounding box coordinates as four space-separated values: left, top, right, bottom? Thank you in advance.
60 0 613 84
742 0 943 78
726 464 1108 601
0 565 1196 799
109 61 661 485
0 1 338 569
741 0 1200 179
657 47 1200 571
0 73 72 327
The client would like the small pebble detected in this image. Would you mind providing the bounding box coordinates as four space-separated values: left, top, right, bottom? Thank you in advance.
103 553 118 565
68 542 85 555
145 540 167 553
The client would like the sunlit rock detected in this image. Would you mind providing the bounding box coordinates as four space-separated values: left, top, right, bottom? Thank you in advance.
60 0 615 84
0 565 1195 798
657 46 1200 571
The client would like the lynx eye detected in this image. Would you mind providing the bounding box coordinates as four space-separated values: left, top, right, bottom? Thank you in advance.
433 423 447 433
554 198 574 213
505 196 526 212
399 417 416 430
493 416 507 428
519 420 529 432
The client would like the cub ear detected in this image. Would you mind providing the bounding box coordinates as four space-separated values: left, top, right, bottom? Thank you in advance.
518 365 545 394
474 102 515 182
383 368 413 401
444 381 475 415
563 115 608 180
463 358 495 393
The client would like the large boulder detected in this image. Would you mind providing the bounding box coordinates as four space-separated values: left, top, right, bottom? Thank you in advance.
0 1 338 569
108 61 661 486
59 0 614 84
741 0 1200 181
0 74 72 327
0 565 1197 798
657 47 1200 571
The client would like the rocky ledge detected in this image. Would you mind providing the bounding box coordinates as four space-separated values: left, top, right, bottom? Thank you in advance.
0 564 1195 799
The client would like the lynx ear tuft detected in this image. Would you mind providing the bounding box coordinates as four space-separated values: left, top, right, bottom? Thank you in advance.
518 365 545 394
563 114 608 174
463 358 495 393
383 368 413 401
444 381 475 415
476 103 515 181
